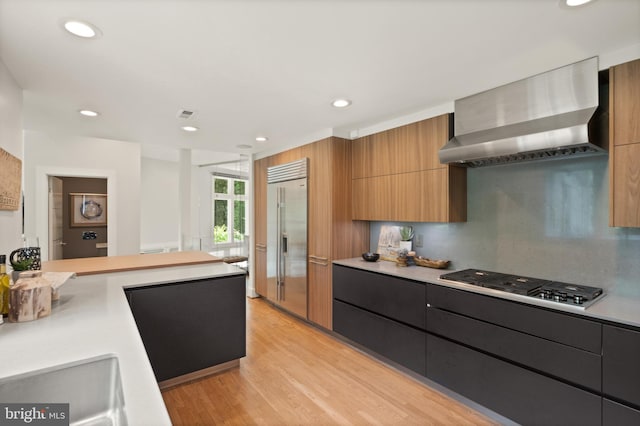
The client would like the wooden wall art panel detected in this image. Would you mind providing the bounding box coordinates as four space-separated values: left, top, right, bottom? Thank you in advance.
0 148 22 211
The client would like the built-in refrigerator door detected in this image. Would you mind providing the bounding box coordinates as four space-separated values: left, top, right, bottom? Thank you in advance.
266 158 308 319
279 178 307 318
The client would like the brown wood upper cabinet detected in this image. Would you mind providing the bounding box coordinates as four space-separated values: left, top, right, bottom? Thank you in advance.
610 58 640 227
351 114 466 222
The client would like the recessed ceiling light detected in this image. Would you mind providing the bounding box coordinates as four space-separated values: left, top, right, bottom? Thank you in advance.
181 126 199 132
236 144 253 149
79 109 99 117
255 136 269 142
332 99 352 108
563 0 594 7
63 20 101 38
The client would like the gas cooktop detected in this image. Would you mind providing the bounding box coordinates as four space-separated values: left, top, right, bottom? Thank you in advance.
439 269 604 309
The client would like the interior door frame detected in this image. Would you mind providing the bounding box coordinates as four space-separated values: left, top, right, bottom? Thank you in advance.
36 166 117 261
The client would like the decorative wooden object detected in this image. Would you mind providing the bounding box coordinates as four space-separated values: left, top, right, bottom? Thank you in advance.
414 256 450 269
0 148 22 211
9 271 52 322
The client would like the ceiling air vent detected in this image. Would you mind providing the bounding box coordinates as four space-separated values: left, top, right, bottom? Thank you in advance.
176 109 197 120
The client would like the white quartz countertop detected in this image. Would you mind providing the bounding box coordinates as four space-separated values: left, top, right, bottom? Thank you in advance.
0 262 246 426
334 258 640 329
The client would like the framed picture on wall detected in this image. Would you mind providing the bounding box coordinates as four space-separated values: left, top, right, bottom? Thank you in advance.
70 193 107 227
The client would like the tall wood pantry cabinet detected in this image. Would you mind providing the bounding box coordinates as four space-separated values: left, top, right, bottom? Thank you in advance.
253 157 268 297
253 137 369 329
610 58 640 227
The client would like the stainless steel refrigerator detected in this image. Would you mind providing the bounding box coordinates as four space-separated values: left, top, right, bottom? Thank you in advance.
266 159 308 319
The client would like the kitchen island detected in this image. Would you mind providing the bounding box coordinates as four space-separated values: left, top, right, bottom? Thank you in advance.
0 262 245 426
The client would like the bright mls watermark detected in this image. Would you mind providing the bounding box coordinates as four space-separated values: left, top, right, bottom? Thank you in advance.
0 404 69 425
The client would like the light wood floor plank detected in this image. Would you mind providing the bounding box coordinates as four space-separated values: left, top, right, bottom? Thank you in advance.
162 298 497 425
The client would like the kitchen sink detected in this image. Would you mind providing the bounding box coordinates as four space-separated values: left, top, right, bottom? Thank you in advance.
0 354 127 426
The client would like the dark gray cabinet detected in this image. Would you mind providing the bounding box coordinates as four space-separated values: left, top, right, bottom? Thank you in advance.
333 300 425 374
603 325 640 409
426 284 603 425
333 265 425 329
332 263 640 426
332 265 426 375
604 398 640 425
427 333 601 426
126 274 246 383
427 284 602 392
428 283 602 353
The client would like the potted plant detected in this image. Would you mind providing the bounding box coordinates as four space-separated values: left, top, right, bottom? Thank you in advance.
10 258 33 283
399 226 414 251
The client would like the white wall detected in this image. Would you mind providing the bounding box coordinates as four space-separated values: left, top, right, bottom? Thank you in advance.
194 165 213 251
138 156 212 253
0 59 24 257
23 131 141 259
140 157 180 252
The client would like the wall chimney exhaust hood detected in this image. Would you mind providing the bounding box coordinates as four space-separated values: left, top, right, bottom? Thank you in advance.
439 57 608 167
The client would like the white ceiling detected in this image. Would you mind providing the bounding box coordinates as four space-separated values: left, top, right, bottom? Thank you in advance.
1 0 639 164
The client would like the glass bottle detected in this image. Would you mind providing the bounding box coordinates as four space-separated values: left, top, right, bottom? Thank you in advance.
0 255 10 317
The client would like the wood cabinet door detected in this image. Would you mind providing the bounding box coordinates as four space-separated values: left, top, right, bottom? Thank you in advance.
308 260 331 328
253 158 269 295
305 138 333 329
351 114 450 179
254 247 267 296
306 139 332 260
352 175 395 221
611 143 640 227
612 59 640 146
351 114 465 223
253 158 268 246
352 169 449 222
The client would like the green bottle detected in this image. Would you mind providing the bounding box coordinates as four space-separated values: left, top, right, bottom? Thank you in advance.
0 255 10 316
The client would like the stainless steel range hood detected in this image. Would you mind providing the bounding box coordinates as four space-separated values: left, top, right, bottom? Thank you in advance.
439 57 608 167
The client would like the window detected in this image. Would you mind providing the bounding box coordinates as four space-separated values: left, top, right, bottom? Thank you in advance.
213 175 247 244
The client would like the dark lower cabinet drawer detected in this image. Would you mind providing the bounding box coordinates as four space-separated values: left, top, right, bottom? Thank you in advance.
428 284 601 354
333 299 425 375
603 398 640 426
603 325 640 407
426 306 601 391
426 334 601 426
333 265 425 329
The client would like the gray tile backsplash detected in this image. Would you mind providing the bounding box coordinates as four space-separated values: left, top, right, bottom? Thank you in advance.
370 156 640 296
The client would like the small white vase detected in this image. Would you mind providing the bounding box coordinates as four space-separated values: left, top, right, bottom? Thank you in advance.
399 240 412 252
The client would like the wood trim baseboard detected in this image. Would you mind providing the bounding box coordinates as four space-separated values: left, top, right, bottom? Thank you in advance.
158 359 241 390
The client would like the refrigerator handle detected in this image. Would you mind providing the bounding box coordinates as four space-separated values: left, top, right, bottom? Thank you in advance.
276 186 284 301
280 232 287 302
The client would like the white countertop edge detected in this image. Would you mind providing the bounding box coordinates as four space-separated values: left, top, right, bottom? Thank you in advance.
0 262 247 426
333 258 640 329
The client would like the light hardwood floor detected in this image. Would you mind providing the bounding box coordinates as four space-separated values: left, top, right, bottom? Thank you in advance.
162 298 496 425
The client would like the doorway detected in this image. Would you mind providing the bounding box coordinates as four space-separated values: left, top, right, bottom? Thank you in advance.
48 176 108 260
